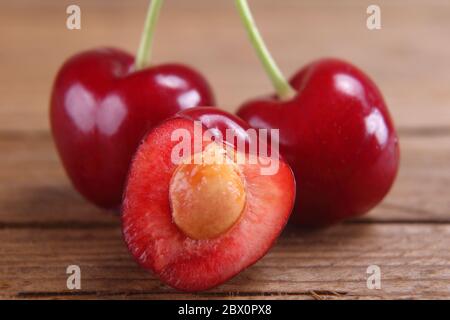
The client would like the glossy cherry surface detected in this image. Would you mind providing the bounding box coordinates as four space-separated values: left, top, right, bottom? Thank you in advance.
237 58 400 226
177 107 253 147
50 48 215 209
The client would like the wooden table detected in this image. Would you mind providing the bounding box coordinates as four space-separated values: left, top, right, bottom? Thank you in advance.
1 0 449 299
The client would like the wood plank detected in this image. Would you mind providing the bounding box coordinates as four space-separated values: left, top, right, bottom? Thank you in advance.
0 132 115 225
1 0 450 131
0 132 448 224
1 223 449 299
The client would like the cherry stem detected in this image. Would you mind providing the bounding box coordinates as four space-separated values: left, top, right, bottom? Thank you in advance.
135 0 164 70
235 0 296 100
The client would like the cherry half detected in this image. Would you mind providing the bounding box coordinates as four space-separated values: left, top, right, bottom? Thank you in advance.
50 0 215 209
122 107 295 291
235 0 400 226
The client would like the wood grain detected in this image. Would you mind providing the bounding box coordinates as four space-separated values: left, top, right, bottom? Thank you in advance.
0 0 449 300
0 131 449 299
1 224 449 299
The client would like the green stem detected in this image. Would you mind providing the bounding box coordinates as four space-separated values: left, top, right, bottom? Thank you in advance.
135 0 164 70
235 0 296 100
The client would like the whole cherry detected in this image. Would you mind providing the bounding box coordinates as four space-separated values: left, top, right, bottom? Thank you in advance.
235 0 399 226
50 0 215 209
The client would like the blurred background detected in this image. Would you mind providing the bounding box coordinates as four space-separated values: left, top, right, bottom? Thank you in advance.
1 0 449 133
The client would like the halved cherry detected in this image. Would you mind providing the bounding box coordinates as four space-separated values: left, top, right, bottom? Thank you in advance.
122 107 295 291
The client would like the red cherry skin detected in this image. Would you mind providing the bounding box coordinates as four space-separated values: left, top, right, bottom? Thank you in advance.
237 58 400 226
50 48 215 209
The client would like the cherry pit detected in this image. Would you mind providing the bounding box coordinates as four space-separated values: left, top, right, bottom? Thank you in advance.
50 0 399 291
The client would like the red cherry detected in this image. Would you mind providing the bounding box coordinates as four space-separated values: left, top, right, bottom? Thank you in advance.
50 1 215 209
238 58 399 225
122 107 295 291
50 48 214 209
235 0 399 226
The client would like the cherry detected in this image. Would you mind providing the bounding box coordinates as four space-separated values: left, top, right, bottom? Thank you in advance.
122 107 295 291
50 0 214 209
235 0 400 226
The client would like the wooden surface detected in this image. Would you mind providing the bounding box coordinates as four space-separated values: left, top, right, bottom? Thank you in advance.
1 0 450 299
